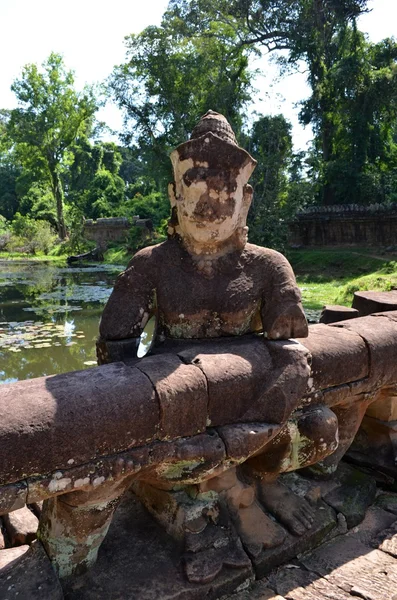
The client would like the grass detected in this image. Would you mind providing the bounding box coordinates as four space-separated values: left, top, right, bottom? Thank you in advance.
288 247 397 311
3 245 397 313
0 251 67 264
103 247 131 266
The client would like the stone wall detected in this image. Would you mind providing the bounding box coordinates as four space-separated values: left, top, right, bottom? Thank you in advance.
83 217 153 249
289 204 397 247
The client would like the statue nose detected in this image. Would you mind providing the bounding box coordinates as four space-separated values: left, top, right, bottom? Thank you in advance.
194 196 217 220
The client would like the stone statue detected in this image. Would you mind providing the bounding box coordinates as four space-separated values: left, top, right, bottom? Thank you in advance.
97 111 338 582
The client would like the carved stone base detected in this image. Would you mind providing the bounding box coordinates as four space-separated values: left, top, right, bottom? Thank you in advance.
28 462 383 599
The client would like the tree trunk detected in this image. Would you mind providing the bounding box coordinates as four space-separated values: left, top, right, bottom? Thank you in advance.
50 169 67 240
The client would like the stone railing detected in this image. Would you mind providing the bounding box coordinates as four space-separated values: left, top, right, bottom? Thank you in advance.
1 312 397 596
289 204 397 247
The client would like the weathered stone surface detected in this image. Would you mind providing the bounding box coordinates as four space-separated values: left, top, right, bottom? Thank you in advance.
29 501 43 518
0 522 5 550
228 579 284 600
0 362 159 484
0 545 29 571
289 205 397 248
275 565 351 599
26 446 149 502
298 324 369 391
178 338 310 426
333 313 397 388
322 465 377 528
138 432 226 486
371 520 397 557
319 305 358 324
136 353 208 439
301 528 397 600
39 475 136 579
375 493 397 516
0 542 63 599
251 500 337 579
185 537 251 584
352 290 397 316
178 339 273 426
217 423 283 463
64 489 253 600
366 385 397 421
3 505 38 545
348 414 397 477
0 481 27 516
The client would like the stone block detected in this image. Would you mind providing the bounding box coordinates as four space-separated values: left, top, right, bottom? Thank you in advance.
64 489 253 600
178 338 310 427
322 463 377 528
319 305 358 324
0 362 159 484
298 324 369 391
352 291 397 316
0 481 27 516
0 542 63 599
3 505 39 546
137 353 208 439
333 313 397 388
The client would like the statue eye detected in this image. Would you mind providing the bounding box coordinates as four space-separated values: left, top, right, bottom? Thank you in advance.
183 168 208 185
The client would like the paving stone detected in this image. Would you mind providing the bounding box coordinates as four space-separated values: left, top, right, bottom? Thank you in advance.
371 520 397 557
275 565 351 599
322 464 377 528
375 493 397 516
0 541 63 599
227 578 285 599
301 534 397 600
250 500 337 580
63 489 253 600
0 545 29 571
3 505 39 545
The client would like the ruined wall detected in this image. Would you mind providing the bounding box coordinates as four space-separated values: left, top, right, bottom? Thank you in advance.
83 217 152 249
289 204 397 247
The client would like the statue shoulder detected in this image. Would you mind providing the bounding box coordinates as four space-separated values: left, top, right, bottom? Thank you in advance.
126 240 176 272
243 243 293 270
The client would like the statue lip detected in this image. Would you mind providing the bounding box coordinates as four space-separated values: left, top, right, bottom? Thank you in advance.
190 217 225 226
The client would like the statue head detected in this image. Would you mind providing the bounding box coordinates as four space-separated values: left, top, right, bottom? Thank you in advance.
168 111 257 255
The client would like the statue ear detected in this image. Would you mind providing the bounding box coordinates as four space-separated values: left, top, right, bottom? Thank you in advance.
168 182 177 207
239 184 253 226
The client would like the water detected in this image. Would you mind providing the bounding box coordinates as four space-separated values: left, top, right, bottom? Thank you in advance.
0 261 321 385
0 261 125 384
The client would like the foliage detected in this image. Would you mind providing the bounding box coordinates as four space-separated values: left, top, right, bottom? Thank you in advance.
66 139 126 219
6 213 57 254
116 191 169 227
7 53 98 238
109 17 255 192
288 247 397 310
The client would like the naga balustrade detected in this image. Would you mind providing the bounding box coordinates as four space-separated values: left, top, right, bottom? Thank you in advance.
1 312 397 580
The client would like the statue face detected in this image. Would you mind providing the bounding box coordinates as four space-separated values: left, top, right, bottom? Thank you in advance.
172 162 249 247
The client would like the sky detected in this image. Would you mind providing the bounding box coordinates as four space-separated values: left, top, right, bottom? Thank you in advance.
0 0 396 150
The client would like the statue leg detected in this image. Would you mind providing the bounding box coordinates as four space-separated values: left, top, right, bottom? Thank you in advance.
306 399 372 478
38 476 134 578
199 467 286 557
243 405 339 536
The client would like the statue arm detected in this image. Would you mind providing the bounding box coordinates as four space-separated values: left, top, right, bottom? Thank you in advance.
261 253 308 340
97 258 155 364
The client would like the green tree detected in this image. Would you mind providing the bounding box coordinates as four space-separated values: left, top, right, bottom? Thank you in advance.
166 0 369 204
325 32 397 204
66 139 126 219
7 53 98 238
109 19 254 192
246 114 294 247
